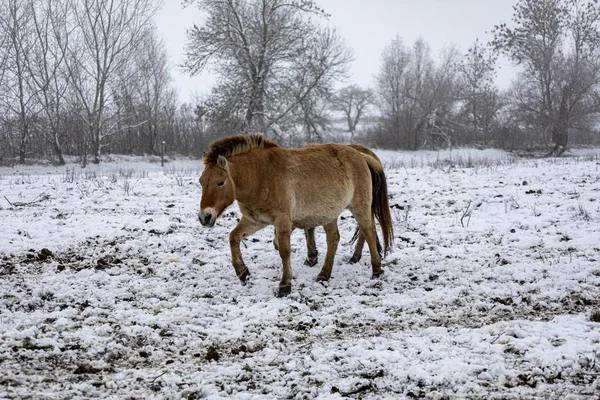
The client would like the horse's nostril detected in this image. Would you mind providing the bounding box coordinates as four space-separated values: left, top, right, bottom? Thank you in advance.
200 213 212 225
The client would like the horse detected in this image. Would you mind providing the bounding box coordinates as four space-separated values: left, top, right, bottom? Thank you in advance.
198 134 393 297
272 144 384 266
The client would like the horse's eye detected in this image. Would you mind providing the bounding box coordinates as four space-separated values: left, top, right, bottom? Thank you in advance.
217 181 225 187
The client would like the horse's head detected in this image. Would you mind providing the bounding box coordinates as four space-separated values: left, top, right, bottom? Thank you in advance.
198 155 234 227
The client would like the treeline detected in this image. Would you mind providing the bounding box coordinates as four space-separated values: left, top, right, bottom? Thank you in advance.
370 0 600 154
0 0 210 165
1 0 600 165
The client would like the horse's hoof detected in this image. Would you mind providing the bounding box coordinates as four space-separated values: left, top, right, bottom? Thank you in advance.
316 273 330 282
239 269 250 285
371 270 384 279
349 255 360 264
277 285 291 297
304 256 318 267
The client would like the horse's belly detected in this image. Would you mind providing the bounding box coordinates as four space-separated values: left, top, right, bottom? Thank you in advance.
290 166 354 228
292 215 337 229
291 198 349 229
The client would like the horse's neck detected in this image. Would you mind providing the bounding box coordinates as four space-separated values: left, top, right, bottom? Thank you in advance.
229 153 262 205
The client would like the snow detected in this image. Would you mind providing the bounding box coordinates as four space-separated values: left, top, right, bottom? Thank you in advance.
1 150 599 399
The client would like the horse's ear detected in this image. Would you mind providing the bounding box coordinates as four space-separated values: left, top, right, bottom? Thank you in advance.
217 155 228 170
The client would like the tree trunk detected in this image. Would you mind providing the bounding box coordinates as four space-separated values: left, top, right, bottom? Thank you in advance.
90 123 101 164
550 97 569 156
93 141 101 164
81 142 88 168
19 134 27 164
53 135 65 165
472 100 478 144
244 75 265 132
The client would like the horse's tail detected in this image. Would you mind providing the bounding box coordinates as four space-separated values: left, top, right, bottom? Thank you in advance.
362 154 394 256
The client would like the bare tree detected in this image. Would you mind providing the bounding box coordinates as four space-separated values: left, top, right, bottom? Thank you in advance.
183 0 352 135
332 84 374 143
113 26 176 155
0 0 37 163
295 89 331 144
64 0 161 164
0 8 9 87
271 27 351 142
25 0 71 164
457 38 500 146
375 35 410 148
492 0 600 154
0 6 9 162
376 36 459 149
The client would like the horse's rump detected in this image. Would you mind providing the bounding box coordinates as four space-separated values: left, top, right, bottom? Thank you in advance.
361 153 394 255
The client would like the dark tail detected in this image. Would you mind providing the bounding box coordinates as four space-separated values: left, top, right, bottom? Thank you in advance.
363 154 394 256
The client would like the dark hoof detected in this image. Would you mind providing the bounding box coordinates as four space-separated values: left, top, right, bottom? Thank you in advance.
371 270 384 279
304 256 318 267
239 269 250 285
316 273 330 282
349 255 361 264
277 285 291 297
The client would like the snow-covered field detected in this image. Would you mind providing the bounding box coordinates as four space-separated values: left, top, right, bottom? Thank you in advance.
1 149 599 399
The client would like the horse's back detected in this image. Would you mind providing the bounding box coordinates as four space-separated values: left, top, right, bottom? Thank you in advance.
282 143 369 186
270 144 371 228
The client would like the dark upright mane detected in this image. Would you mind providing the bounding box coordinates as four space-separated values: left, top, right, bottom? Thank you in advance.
203 134 279 165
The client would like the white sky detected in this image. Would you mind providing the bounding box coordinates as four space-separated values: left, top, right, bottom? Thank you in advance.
155 0 519 103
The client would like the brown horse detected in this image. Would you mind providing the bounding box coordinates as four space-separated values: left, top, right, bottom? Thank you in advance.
198 134 393 296
273 144 384 266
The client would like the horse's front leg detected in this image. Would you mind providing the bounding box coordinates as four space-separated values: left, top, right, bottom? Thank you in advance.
274 218 293 297
316 220 340 281
229 217 265 284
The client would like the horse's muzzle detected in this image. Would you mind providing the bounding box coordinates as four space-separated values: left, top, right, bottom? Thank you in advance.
199 209 216 227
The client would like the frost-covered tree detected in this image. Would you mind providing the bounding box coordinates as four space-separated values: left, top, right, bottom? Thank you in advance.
113 27 177 155
492 0 600 154
26 0 72 165
457 39 499 146
183 0 352 136
0 0 37 163
332 84 374 143
375 36 459 149
65 0 161 164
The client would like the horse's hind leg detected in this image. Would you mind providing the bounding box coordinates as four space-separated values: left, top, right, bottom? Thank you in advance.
316 221 340 282
349 229 382 264
275 228 319 266
349 229 365 263
304 228 319 267
274 217 293 297
351 212 383 277
230 217 265 284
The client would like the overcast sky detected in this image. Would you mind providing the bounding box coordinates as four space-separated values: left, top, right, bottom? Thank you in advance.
155 0 519 103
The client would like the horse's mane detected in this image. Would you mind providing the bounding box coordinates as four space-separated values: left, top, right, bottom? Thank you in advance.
203 134 279 165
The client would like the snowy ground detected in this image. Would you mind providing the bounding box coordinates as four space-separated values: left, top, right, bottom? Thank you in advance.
1 149 599 399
